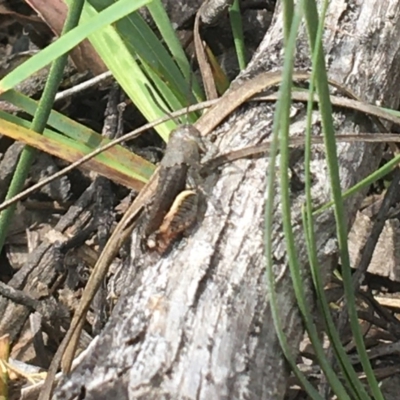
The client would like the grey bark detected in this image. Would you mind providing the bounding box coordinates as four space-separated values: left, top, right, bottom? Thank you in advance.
54 1 400 399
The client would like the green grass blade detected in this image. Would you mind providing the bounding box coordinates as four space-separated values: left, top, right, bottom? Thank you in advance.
301 1 370 398
0 0 151 94
0 113 153 184
229 0 246 70
86 0 202 135
0 0 85 259
0 91 154 180
146 0 203 100
276 0 351 397
316 156 400 214
265 1 324 397
77 0 177 139
303 0 384 398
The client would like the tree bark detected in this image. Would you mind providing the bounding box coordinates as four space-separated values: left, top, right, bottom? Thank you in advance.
54 1 400 399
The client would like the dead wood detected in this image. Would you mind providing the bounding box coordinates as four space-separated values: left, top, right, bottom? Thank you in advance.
54 1 400 399
0 180 105 343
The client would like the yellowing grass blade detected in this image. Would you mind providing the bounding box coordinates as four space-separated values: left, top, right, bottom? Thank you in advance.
0 117 155 190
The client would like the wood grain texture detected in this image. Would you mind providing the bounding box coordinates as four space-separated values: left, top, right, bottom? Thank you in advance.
54 1 400 399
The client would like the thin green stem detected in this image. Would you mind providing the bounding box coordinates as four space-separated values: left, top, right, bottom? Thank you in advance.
265 1 323 397
229 0 246 70
0 0 85 255
303 0 384 398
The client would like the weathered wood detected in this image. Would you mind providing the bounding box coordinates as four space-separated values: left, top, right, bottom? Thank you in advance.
54 1 400 399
